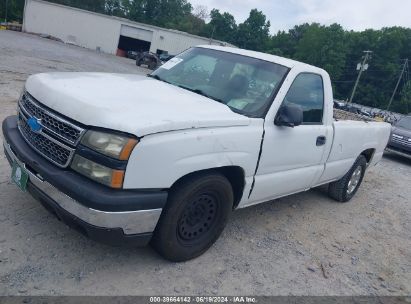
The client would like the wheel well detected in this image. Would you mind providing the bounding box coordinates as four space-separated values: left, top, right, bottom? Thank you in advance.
361 148 375 163
170 167 246 210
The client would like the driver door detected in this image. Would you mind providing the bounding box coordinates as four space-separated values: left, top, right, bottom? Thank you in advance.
249 73 330 204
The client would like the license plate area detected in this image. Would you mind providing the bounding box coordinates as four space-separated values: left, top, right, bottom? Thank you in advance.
11 161 29 192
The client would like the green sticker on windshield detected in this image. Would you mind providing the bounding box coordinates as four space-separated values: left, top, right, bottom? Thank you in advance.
161 58 183 70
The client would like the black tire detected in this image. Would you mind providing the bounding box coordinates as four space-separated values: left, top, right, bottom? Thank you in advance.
151 173 233 262
148 60 157 70
328 155 367 203
136 59 142 66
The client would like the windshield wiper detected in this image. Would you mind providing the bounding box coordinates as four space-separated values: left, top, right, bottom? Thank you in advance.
177 85 225 104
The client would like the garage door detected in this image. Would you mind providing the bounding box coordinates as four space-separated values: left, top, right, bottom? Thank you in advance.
120 25 153 42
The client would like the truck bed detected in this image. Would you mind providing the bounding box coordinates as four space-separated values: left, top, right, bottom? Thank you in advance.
333 108 375 122
317 118 391 185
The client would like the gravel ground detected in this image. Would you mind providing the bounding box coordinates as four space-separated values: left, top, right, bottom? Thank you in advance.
0 30 410 296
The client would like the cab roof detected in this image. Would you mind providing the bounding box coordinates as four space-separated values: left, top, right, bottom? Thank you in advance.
198 45 322 71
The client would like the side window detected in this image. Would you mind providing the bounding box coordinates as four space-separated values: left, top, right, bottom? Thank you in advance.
283 73 324 124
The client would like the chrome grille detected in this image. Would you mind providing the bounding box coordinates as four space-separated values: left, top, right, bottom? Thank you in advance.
392 135 411 147
17 92 84 168
18 113 75 167
19 93 84 145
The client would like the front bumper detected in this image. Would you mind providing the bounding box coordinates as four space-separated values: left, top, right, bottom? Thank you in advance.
3 116 168 246
385 146 411 159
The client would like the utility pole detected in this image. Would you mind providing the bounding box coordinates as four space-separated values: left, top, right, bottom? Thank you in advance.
349 50 372 103
5 0 8 23
209 25 216 44
387 58 409 111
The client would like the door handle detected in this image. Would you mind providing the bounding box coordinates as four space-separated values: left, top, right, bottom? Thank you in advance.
316 136 326 146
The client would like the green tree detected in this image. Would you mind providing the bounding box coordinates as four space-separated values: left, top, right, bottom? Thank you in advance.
235 9 270 51
341 27 411 110
294 24 348 80
269 24 411 114
46 0 106 14
270 23 311 57
174 14 206 36
202 9 237 43
105 0 125 17
123 0 145 22
7 0 411 114
122 0 193 31
1 0 25 22
398 81 411 114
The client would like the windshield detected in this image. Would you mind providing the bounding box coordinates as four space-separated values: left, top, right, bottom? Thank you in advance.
396 116 411 129
151 47 289 117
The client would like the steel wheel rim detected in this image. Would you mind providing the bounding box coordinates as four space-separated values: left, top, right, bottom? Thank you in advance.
177 194 218 242
347 166 362 194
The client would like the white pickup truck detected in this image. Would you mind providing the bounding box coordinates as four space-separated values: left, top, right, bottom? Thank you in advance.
3 46 391 261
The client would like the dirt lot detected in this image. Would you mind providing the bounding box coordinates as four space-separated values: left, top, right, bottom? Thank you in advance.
0 30 410 296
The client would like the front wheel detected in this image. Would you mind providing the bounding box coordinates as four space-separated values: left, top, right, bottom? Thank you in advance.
151 173 233 262
328 155 367 202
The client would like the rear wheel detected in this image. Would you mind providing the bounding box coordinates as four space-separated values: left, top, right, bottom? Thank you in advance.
328 155 367 202
151 173 233 262
148 60 157 70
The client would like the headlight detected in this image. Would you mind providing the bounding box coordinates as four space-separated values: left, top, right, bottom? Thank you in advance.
71 155 124 188
81 130 138 160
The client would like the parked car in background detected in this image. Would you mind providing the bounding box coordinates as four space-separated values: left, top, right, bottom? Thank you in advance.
136 53 175 70
386 115 411 158
136 52 161 70
126 51 139 60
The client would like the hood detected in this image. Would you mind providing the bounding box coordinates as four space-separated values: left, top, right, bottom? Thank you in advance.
25 72 250 136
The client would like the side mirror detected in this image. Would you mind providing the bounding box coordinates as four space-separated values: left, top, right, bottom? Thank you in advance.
275 104 303 128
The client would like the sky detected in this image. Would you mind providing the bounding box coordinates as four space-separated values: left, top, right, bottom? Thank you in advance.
188 0 411 33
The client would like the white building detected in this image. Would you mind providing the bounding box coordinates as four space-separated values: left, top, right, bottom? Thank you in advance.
23 0 233 56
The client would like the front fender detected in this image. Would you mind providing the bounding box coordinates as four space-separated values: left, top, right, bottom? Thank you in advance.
123 122 263 189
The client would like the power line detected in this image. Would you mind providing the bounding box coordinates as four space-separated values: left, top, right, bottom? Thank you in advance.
5 0 8 23
387 58 408 111
402 61 410 113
